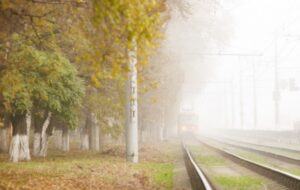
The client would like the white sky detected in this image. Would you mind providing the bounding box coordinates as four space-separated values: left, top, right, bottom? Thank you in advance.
227 0 300 52
167 0 300 130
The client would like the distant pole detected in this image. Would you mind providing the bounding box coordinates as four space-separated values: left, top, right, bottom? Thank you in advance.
231 80 235 129
224 85 229 128
190 52 263 130
274 33 280 129
126 39 138 163
239 57 244 129
252 61 257 128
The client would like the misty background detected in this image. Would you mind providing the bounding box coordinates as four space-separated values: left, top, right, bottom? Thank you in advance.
167 0 300 131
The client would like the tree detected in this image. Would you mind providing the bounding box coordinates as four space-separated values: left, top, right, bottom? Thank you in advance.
0 39 84 162
138 49 184 142
0 1 169 162
89 0 167 162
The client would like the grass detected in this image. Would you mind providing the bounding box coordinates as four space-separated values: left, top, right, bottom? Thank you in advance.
233 149 300 177
214 176 263 190
0 143 179 190
260 147 300 159
134 162 174 189
188 143 266 190
235 150 269 165
222 139 300 159
196 155 225 166
189 145 225 166
285 167 300 176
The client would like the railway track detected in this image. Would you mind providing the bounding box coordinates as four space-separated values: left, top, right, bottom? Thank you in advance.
197 139 300 189
205 136 300 166
182 142 215 190
214 135 300 155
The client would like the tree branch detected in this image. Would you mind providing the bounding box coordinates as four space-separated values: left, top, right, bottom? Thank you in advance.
31 0 87 6
29 17 43 46
9 9 55 19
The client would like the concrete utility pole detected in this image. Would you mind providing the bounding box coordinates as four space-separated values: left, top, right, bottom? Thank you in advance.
126 40 138 163
223 85 229 128
252 61 257 128
274 33 280 129
272 33 300 129
238 57 244 129
231 80 235 129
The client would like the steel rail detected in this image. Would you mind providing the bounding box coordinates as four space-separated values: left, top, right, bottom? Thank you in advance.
182 142 215 190
217 135 300 154
206 136 300 166
198 139 300 189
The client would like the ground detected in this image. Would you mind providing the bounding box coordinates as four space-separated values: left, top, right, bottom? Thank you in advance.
0 142 182 190
172 152 192 190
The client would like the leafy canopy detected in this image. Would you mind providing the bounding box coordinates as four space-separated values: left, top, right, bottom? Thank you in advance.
0 37 84 127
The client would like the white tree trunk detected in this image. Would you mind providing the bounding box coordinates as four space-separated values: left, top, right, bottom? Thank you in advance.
9 134 20 162
80 132 89 150
39 112 51 157
99 127 103 152
55 129 63 150
39 135 48 157
33 112 51 157
10 135 30 162
62 128 69 152
159 127 164 142
26 112 31 136
33 133 41 156
18 135 30 161
126 40 138 163
10 113 31 162
91 126 99 151
80 114 89 151
90 115 99 151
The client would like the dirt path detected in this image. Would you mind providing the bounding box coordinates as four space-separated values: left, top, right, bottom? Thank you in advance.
172 151 192 190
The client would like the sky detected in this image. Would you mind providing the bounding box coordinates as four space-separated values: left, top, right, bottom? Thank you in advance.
227 0 300 51
166 0 300 130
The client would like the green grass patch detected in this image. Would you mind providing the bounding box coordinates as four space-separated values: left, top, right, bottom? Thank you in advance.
285 167 300 176
135 162 174 189
195 155 225 166
214 176 263 190
235 151 268 165
188 145 225 166
233 149 300 177
261 147 300 159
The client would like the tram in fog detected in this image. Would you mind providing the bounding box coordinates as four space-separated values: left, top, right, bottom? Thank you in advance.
177 112 199 135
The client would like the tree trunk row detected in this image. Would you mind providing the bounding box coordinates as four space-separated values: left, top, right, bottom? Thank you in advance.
3 110 105 162
80 112 100 151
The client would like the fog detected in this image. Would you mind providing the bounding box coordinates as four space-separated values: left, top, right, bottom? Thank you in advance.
4 2 300 187
168 0 300 131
